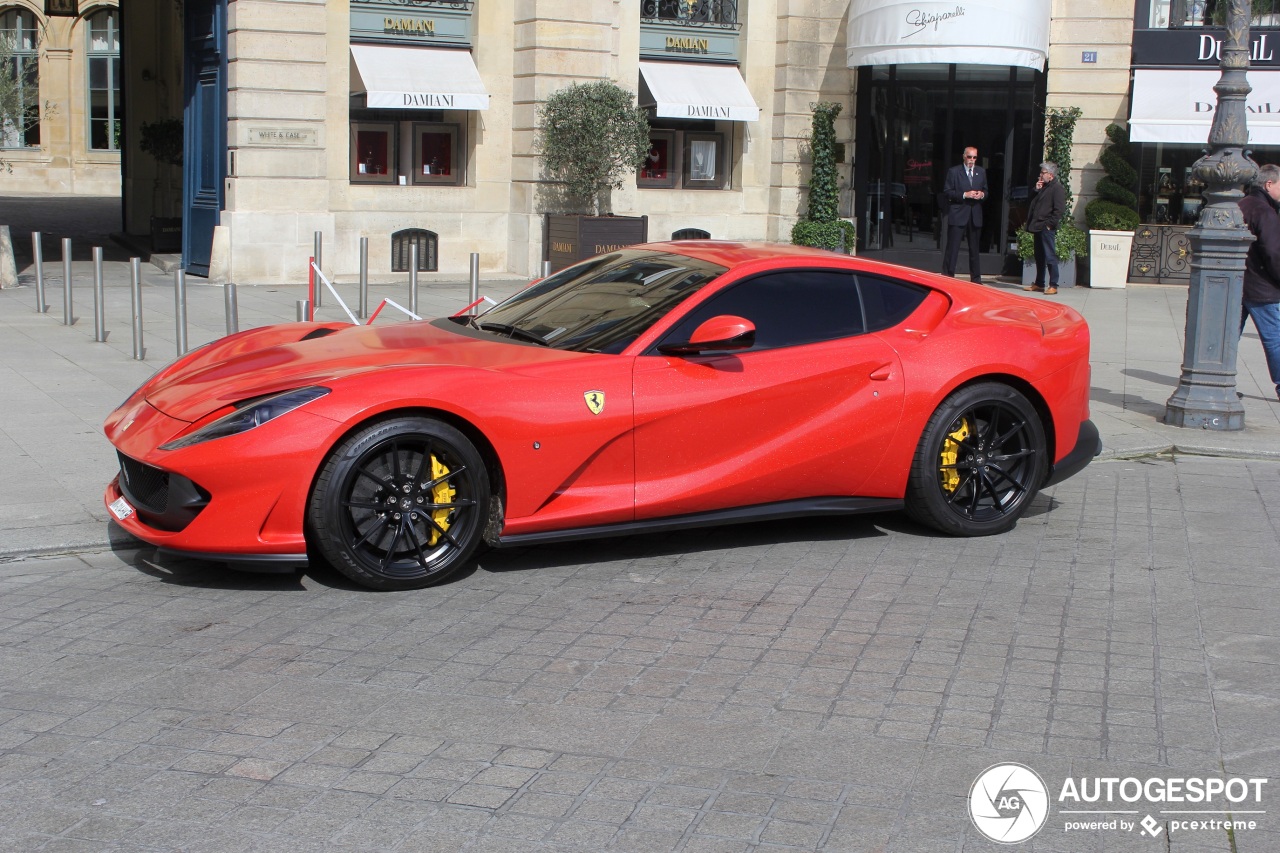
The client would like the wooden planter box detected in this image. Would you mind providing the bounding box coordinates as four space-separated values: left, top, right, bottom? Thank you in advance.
150 216 182 254
544 214 648 273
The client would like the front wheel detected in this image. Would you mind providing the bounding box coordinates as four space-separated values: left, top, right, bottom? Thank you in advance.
308 417 490 590
905 383 1047 536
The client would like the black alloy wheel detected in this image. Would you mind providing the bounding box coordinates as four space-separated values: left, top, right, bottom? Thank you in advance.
905 382 1046 536
309 416 489 590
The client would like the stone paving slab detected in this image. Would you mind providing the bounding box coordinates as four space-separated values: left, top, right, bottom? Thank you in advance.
0 455 1276 851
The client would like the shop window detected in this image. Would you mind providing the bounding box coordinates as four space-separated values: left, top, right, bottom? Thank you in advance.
685 132 723 188
638 130 676 188
1 8 40 148
639 128 727 190
350 112 465 186
412 123 460 186
391 229 438 272
87 9 121 151
352 121 396 183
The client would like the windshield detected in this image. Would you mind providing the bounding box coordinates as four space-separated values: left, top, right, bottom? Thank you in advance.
474 249 726 353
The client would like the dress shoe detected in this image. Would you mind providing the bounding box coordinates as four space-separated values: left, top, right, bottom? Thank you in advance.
1044 286 1058 295
1023 284 1044 292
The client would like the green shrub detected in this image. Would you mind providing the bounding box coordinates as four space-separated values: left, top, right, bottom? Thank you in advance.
1016 221 1089 261
791 219 855 252
1085 123 1140 231
792 103 852 252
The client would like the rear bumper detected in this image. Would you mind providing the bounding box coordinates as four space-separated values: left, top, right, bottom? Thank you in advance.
1044 419 1100 488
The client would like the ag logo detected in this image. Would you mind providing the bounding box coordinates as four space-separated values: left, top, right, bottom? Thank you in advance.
584 390 605 415
969 763 1050 844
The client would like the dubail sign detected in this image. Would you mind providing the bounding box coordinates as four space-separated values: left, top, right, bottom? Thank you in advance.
968 763 1268 844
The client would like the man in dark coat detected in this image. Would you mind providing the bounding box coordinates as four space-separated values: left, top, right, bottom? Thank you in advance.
1237 163 1280 400
1022 161 1067 295
942 146 988 282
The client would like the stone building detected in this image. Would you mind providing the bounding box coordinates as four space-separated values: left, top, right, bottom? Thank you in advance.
1 0 121 194
9 1 1279 285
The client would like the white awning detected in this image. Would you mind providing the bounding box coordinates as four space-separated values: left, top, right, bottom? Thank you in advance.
638 61 760 123
1130 68 1280 144
349 44 489 111
846 0 1050 71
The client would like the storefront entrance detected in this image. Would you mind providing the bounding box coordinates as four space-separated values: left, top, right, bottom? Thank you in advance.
854 64 1045 275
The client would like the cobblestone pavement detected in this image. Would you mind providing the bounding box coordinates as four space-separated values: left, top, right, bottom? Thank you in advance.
2 454 1277 852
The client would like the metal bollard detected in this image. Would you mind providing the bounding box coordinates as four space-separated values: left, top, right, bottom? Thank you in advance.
224 280 239 336
92 246 107 342
313 231 323 307
174 269 188 356
32 231 47 313
62 237 74 325
542 260 551 279
469 252 480 312
130 258 145 360
409 243 419 316
358 236 369 319
296 299 311 322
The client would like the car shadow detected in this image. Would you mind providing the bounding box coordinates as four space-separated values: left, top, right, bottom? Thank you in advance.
107 497 1059 592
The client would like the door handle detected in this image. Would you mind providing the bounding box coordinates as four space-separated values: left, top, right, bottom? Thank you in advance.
869 363 894 381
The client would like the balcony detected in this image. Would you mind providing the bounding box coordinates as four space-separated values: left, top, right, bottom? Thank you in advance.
641 0 740 31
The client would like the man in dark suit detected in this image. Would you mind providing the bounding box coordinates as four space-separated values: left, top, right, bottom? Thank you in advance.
942 147 988 282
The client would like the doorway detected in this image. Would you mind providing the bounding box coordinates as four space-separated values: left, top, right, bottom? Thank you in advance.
854 64 1045 275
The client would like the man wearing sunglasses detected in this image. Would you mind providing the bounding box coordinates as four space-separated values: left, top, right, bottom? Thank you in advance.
942 147 988 283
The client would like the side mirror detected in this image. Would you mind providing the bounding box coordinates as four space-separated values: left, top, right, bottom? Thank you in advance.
658 315 756 355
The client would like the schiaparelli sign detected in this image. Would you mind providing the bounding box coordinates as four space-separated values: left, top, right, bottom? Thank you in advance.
45 0 78 16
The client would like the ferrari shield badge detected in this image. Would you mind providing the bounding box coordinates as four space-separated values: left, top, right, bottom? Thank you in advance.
584 390 605 415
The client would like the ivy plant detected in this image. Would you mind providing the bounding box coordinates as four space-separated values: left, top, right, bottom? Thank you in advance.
792 102 854 252
537 81 651 216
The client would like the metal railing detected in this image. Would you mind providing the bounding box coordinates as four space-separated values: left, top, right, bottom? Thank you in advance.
640 0 740 28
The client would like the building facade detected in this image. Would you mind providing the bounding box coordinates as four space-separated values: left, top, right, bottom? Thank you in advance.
1 0 121 194
17 1 1279 284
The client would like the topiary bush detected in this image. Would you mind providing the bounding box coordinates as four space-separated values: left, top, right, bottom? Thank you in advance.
537 81 651 215
1085 123 1140 232
792 102 853 252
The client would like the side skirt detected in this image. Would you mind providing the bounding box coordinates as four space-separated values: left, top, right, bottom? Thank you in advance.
496 496 904 548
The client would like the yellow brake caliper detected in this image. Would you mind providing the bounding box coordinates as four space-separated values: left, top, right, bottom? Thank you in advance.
428 454 456 545
940 418 971 493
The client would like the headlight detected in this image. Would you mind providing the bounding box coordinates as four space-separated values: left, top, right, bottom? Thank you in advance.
159 387 330 450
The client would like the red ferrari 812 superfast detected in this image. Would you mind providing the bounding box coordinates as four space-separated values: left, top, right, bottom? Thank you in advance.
105 242 1099 590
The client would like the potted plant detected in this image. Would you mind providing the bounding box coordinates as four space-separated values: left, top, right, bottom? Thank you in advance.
140 117 184 253
1084 123 1140 289
1017 223 1088 287
1017 106 1087 286
538 81 652 271
792 102 855 253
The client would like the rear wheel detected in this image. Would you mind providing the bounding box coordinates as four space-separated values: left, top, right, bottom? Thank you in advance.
905 383 1046 536
309 417 489 590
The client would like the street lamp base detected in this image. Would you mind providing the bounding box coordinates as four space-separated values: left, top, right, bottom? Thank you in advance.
1163 383 1245 430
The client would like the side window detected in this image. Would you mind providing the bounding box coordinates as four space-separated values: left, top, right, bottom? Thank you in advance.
657 270 865 353
856 274 930 332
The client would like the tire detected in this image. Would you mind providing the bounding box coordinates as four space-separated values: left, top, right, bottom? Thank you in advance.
904 382 1047 536
308 416 490 590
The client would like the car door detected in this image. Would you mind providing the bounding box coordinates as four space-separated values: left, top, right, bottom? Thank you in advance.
632 268 908 520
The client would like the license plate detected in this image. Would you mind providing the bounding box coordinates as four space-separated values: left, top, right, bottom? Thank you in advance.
109 496 135 521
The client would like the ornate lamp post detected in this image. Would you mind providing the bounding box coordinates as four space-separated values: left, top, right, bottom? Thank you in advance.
1164 0 1256 430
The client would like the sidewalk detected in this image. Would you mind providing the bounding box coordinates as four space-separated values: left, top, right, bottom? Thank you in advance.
1 240 1278 560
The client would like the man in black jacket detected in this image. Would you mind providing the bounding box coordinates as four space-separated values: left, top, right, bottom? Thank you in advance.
1237 163 1280 400
1023 162 1067 295
942 147 987 282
